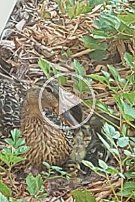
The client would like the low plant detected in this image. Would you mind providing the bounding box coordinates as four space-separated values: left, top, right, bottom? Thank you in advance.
0 129 29 201
82 121 135 201
26 173 48 201
81 52 135 201
42 161 70 180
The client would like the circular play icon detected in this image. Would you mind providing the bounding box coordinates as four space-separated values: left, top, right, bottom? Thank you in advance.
38 72 96 130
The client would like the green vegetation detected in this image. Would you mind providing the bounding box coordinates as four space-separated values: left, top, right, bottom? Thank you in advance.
0 0 135 201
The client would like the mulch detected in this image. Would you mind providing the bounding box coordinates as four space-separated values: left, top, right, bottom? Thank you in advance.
0 0 134 201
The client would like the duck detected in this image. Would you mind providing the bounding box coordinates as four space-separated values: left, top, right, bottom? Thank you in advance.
0 73 28 138
0 72 105 172
20 85 72 168
0 73 86 169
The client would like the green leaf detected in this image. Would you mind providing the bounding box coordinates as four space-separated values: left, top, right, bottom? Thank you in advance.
120 181 135 199
97 134 111 150
58 75 67 85
82 160 98 172
106 166 119 175
51 165 63 171
0 152 24 167
89 49 108 61
66 1 92 19
124 150 131 156
11 129 21 142
81 36 108 50
14 138 25 148
102 123 120 140
125 172 135 179
117 137 129 148
38 58 52 78
118 21 133 38
101 70 112 81
89 74 108 84
110 148 119 156
95 14 121 31
0 181 12 197
127 74 135 86
88 0 104 7
94 11 134 40
122 101 135 119
5 129 25 150
118 14 135 25
96 100 113 114
0 193 9 202
72 59 85 76
123 92 135 105
36 192 48 201
92 29 109 39
115 97 135 121
108 65 125 84
26 173 43 196
130 137 135 147
83 99 94 108
72 189 96 202
4 139 14 146
74 79 89 93
121 124 128 136
124 52 134 67
15 146 29 155
99 159 108 170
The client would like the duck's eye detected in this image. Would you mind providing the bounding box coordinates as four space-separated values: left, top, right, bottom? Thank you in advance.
46 85 53 93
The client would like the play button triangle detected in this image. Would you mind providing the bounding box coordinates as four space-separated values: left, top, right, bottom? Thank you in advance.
58 87 82 115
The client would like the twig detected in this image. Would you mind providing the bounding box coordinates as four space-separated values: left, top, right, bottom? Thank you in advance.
71 49 94 58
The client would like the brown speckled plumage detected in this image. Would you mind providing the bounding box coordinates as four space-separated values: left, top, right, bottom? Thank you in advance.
0 73 28 138
21 87 71 168
0 73 97 172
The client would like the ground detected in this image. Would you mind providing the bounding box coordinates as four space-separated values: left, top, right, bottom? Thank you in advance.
0 0 135 201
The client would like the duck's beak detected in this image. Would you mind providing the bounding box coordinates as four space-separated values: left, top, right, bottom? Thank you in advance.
61 110 80 126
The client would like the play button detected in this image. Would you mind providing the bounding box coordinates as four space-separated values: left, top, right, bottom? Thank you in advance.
39 72 96 129
58 87 82 115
